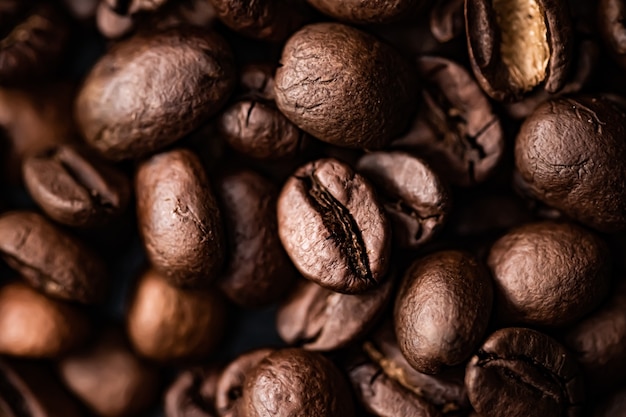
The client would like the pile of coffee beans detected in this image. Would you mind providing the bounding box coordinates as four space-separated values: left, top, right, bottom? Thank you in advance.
2 0 626 416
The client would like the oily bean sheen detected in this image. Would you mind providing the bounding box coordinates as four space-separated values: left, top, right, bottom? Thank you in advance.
465 0 572 101
488 221 611 326
216 170 295 308
275 23 416 149
394 250 493 374
241 349 355 417
466 327 584 417
58 328 160 417
515 96 626 232
136 149 224 288
277 158 391 294
306 0 422 23
598 0 626 70
23 145 131 228
75 27 235 160
0 211 107 303
357 151 450 249
276 277 393 351
165 365 222 417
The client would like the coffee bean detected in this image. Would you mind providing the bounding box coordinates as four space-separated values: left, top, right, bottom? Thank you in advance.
275 23 417 149
76 27 235 160
165 365 222 417
126 269 226 362
0 211 108 303
465 0 572 101
277 158 391 294
466 327 584 417
23 144 131 228
598 0 626 70
276 277 393 351
488 221 610 326
515 96 626 232
394 250 493 374
216 169 295 308
58 327 161 417
357 151 450 249
96 1 134 39
136 149 224 288
306 0 422 23
429 0 464 43
240 348 355 417
0 282 89 358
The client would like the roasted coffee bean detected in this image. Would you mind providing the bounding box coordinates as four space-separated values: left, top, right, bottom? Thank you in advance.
276 277 393 351
488 221 610 326
594 387 626 417
76 27 235 160
0 282 89 358
96 1 134 39
126 269 226 362
0 358 82 417
515 96 626 232
598 0 626 70
215 349 274 417
216 170 294 308
241 348 355 417
23 145 131 228
306 0 422 23
277 158 391 294
104 0 168 14
392 56 504 186
466 327 584 417
275 23 416 149
357 151 450 249
165 365 222 417
136 149 224 288
564 279 626 391
465 0 572 101
430 0 464 43
0 211 108 303
394 250 493 374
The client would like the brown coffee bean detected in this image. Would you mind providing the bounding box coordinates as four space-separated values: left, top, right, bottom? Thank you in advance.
136 149 224 288
58 327 161 417
306 0 422 23
76 27 235 160
126 269 226 362
488 221 611 326
275 23 417 149
96 1 134 39
165 365 222 417
0 211 108 303
598 0 626 70
23 145 131 228
394 250 493 374
216 170 295 308
276 276 392 351
429 0 464 43
241 348 355 417
465 0 573 101
0 282 89 358
357 151 451 249
277 158 391 294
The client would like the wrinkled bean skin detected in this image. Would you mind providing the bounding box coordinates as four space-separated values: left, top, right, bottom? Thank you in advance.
306 0 422 23
76 28 235 160
165 365 222 417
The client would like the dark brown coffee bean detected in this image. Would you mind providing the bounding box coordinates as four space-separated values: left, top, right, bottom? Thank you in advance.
23 145 131 228
215 349 274 417
515 96 626 232
466 327 584 417
357 151 450 249
564 279 626 390
465 0 573 101
96 1 134 39
126 269 226 362
58 327 161 417
0 282 90 358
216 170 295 308
488 221 610 326
394 250 493 374
276 277 393 351
392 56 504 186
136 149 224 288
275 23 417 149
430 0 464 43
0 358 82 417
165 365 222 417
241 348 355 417
76 27 235 160
306 0 422 23
598 0 626 70
0 211 108 303
277 158 391 294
